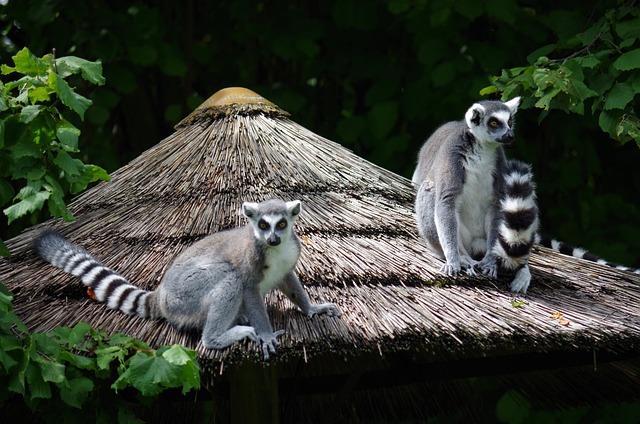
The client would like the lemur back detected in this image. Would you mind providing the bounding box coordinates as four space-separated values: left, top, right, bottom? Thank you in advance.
35 199 341 360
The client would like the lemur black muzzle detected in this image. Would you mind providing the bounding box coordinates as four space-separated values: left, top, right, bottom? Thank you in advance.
267 234 281 246
499 130 515 146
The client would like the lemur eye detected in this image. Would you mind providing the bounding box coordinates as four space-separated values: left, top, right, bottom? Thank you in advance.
258 220 269 230
489 119 499 128
508 119 513 126
277 220 287 229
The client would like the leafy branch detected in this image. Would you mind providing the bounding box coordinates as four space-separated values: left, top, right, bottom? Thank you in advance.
0 47 110 256
0 283 201 422
481 4 640 148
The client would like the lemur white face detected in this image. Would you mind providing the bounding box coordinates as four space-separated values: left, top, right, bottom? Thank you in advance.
465 97 520 146
243 200 301 247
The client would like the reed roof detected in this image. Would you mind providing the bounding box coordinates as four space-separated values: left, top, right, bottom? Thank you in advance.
2 87 640 390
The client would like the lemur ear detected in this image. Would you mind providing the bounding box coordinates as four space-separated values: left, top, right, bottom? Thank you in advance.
465 103 485 128
505 96 521 115
286 200 302 218
242 202 259 218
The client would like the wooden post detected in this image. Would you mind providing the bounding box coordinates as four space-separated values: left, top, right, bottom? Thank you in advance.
229 361 279 424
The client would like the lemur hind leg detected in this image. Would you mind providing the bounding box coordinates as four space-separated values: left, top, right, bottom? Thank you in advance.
201 274 257 349
415 181 443 258
416 180 475 274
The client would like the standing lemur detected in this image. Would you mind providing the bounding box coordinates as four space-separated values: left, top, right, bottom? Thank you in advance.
413 97 639 294
34 199 341 360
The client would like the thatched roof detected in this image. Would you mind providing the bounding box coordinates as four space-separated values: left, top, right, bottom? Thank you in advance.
2 87 640 419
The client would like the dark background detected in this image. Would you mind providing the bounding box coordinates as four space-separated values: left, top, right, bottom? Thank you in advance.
1 0 639 266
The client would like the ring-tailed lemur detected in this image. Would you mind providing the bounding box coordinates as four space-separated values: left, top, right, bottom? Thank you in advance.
34 199 341 360
413 97 537 293
413 97 639 294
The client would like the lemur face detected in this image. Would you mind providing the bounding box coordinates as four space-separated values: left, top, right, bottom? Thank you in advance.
465 97 520 146
243 200 301 247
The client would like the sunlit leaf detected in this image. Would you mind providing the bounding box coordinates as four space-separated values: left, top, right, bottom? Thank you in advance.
12 47 48 77
4 190 50 224
55 56 106 85
48 72 92 119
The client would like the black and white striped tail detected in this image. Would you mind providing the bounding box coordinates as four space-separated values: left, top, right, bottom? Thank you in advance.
536 234 640 275
34 230 153 317
494 160 539 271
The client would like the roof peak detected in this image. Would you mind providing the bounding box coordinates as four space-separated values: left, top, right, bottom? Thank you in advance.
175 87 289 128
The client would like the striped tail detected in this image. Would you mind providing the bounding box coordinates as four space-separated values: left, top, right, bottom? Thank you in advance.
494 159 539 271
34 230 153 317
535 234 640 275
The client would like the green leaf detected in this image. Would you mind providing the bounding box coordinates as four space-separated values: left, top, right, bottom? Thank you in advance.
1 64 15 75
83 164 111 184
613 48 640 71
55 56 106 86
19 105 43 124
14 180 43 200
0 342 19 371
161 345 200 393
534 88 561 110
48 72 93 119
599 109 622 138
28 86 52 103
113 352 181 397
25 362 52 400
479 85 498 96
96 345 127 370
7 358 27 395
12 157 45 180
68 322 92 345
575 55 600 69
162 344 196 366
39 359 66 383
60 376 94 408
56 121 81 152
4 190 50 224
604 83 636 110
0 284 13 311
46 190 75 222
32 332 63 358
59 351 95 370
54 150 83 177
0 179 14 205
12 47 49 77
615 16 640 39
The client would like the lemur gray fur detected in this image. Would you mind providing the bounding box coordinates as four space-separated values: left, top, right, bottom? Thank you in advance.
413 97 640 294
34 199 341 360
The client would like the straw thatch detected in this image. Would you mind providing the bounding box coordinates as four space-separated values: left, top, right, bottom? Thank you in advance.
1 87 640 421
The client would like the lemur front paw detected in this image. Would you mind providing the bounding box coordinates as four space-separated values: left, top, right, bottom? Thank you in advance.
475 257 498 278
307 303 342 318
440 262 462 275
258 330 285 361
